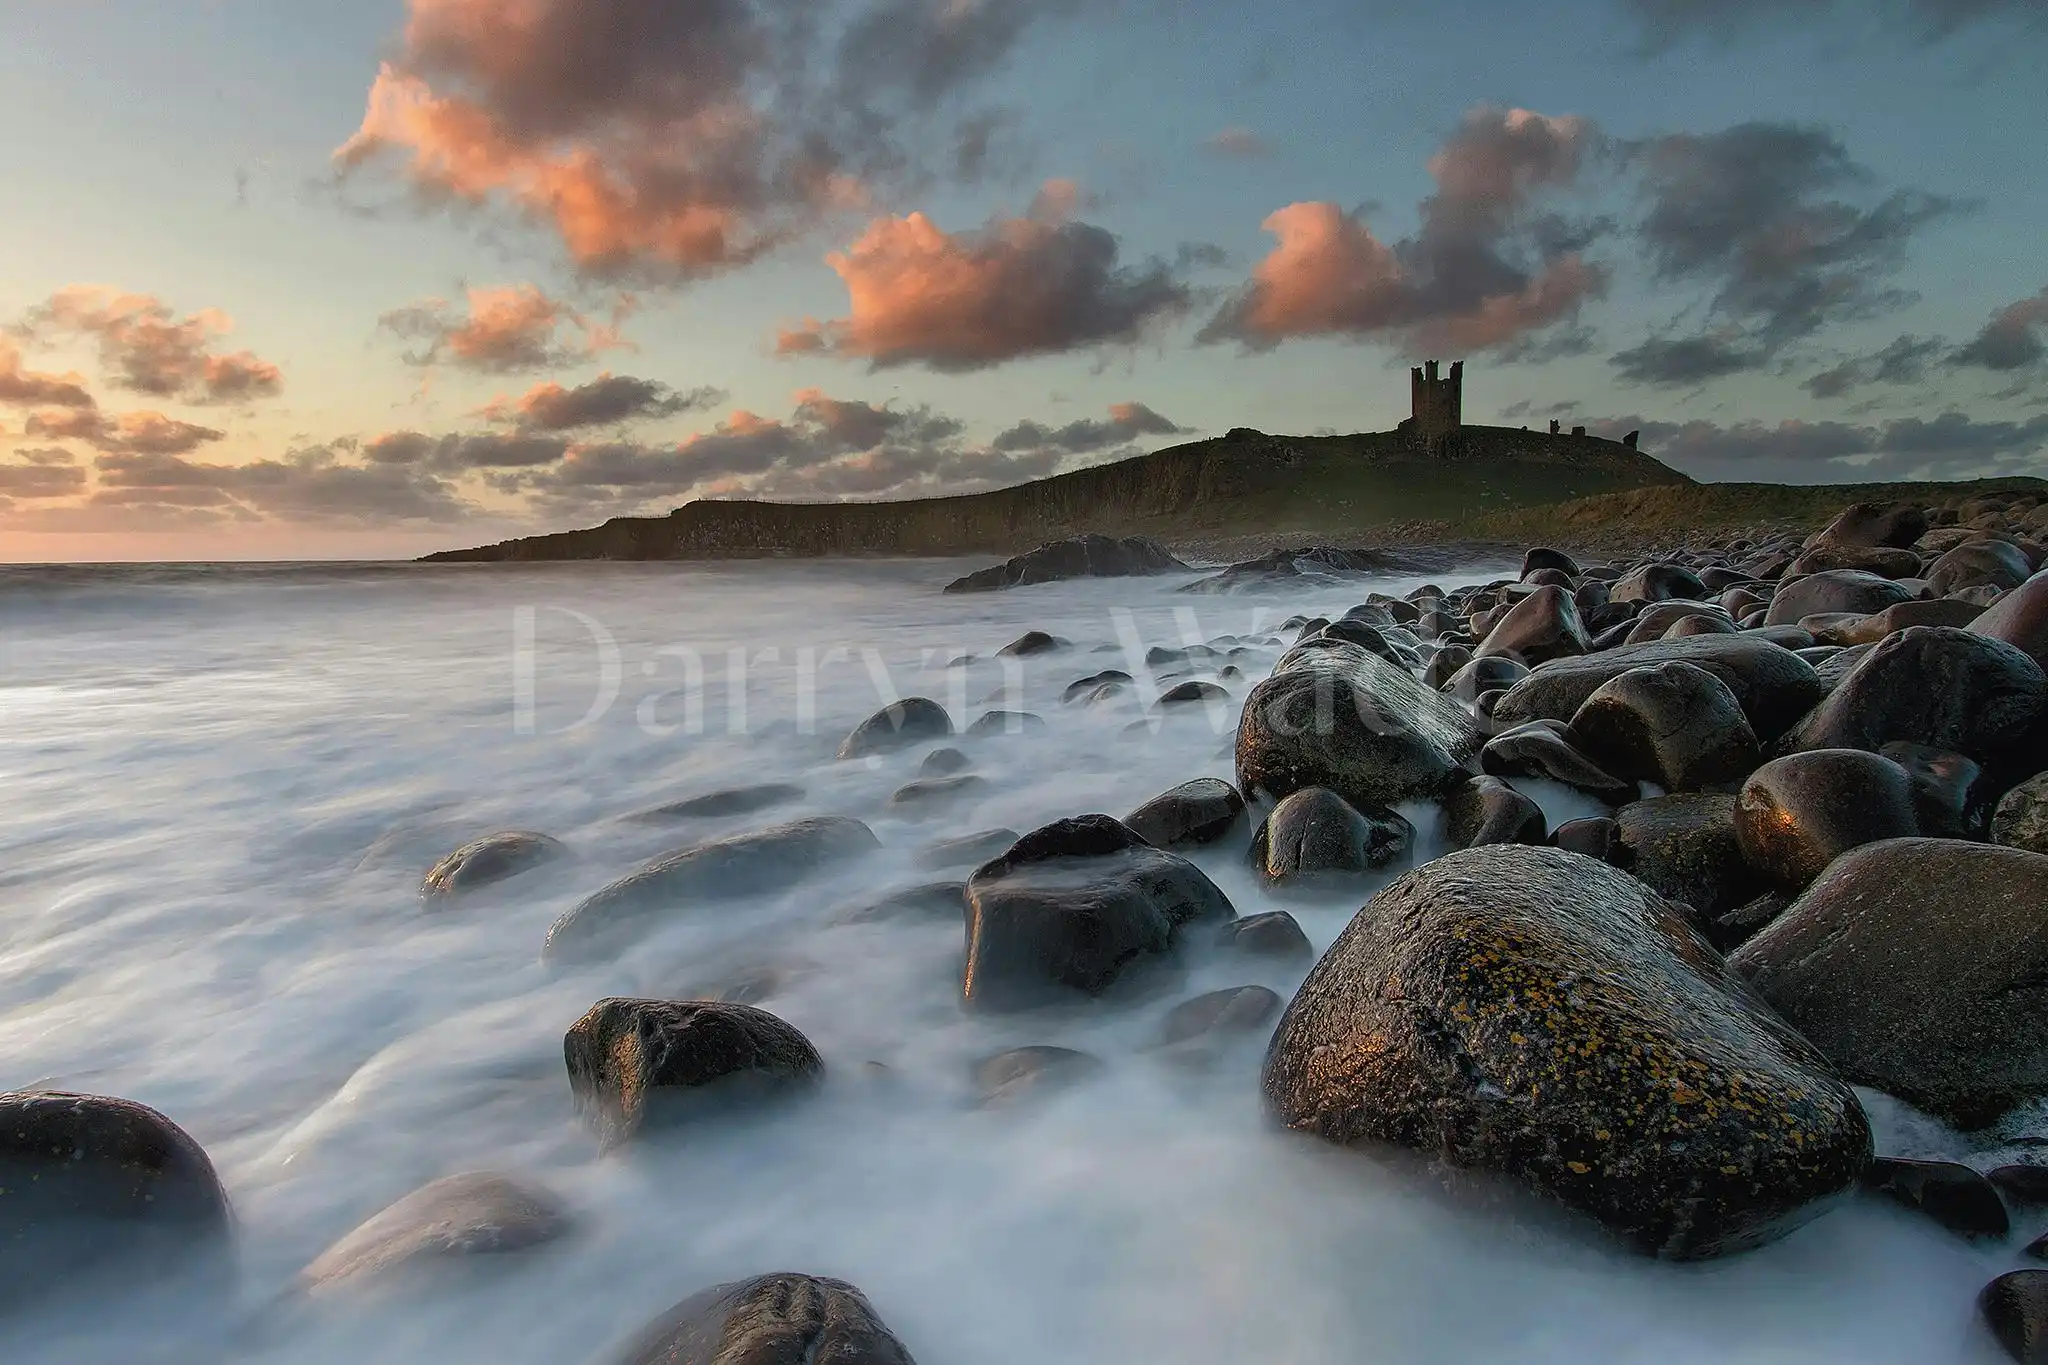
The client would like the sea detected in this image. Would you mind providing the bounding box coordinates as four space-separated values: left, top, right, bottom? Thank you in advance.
0 558 2019 1363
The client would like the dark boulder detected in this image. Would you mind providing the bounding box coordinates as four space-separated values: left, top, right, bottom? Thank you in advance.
1441 775 1547 849
915 828 1018 870
564 999 823 1151
1733 751 1922 891
962 815 1235 1010
611 1273 917 1364
1763 570 1915 627
1980 1271 2048 1365
1260 846 1872 1259
421 831 568 898
1784 626 2046 768
1552 816 1623 862
1523 547 1581 578
836 699 954 759
944 534 1188 593
0 1091 233 1308
1974 570 2048 671
965 709 1045 738
1062 670 1132 703
1817 598 1985 646
1157 985 1284 1049
302 1172 569 1291
974 1046 1103 1108
834 881 966 925
997 630 1068 658
1445 655 1529 704
1237 640 1480 810
544 818 879 964
1422 644 1474 691
1928 539 2033 597
1249 788 1413 886
1614 793 1761 918
1214 911 1314 961
1788 544 1924 580
887 775 991 816
1995 773 2048 855
1482 722 1639 805
1733 838 2048 1128
1156 680 1229 708
1567 662 1760 793
1473 586 1588 666
1490 634 1822 745
1811 501 1928 551
1124 778 1248 850
627 785 806 823
1610 563 1708 605
918 748 971 777
1880 741 1990 838
1861 1158 2008 1239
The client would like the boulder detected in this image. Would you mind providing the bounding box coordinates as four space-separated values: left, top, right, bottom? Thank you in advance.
1810 501 1928 551
834 881 967 925
1214 911 1314 961
1490 634 1822 745
962 815 1235 1010
0 1091 232 1308
1237 640 1480 810
1552 816 1623 863
1157 985 1284 1049
611 1273 916 1364
1880 741 1990 838
918 748 971 777
1260 846 1872 1259
915 829 1018 870
1481 723 1640 805
1861 1158 2009 1239
1124 778 1248 849
1249 788 1413 886
1787 544 1924 580
563 999 823 1150
1611 563 1708 605
1928 539 2033 597
1733 838 2048 1128
1994 773 2048 855
1974 570 2048 670
836 699 954 759
1614 793 1761 918
1445 656 1529 703
965 709 1045 738
627 785 807 823
1062 670 1133 703
1156 680 1229 708
997 630 1068 658
1814 598 1985 645
421 831 568 898
887 775 991 816
1473 586 1589 666
1441 775 1547 849
974 1046 1103 1108
302 1172 570 1291
1980 1271 2048 1365
544 818 879 964
944 535 1188 593
1733 751 1922 891
1523 547 1581 578
1784 626 2046 768
1567 662 1760 793
1764 570 1916 626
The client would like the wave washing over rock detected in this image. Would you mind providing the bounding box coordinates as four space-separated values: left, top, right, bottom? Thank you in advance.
0 535 2045 1363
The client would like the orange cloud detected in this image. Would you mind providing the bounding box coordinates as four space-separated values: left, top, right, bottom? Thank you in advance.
379 285 633 373
15 286 283 404
24 408 227 456
0 341 96 410
776 185 1190 371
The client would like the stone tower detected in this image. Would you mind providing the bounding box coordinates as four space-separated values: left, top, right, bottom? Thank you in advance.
1409 359 1463 452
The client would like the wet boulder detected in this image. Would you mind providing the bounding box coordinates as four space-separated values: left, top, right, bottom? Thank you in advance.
965 709 1045 738
1523 547 1581 578
302 1172 570 1292
944 534 1188 593
1473 585 1588 666
1490 634 1822 746
1482 722 1639 805
1764 570 1916 626
1811 501 1928 551
1249 788 1413 886
1881 741 1991 838
1441 775 1547 849
1566 662 1760 793
1980 1271 2048 1365
1974 570 2048 671
1861 1158 2009 1239
1815 598 1985 646
1994 773 2048 855
887 775 991 817
834 881 967 925
1614 793 1761 919
1156 680 1230 708
1062 670 1132 703
997 630 1069 657
544 818 879 964
421 831 568 898
974 1046 1103 1108
1157 985 1284 1052
1445 656 1529 704
1611 563 1708 605
1261 846 1872 1259
0 1091 233 1309
1214 911 1314 961
962 815 1235 1010
1733 838 2048 1128
918 748 972 777
627 785 806 823
836 699 954 759
1928 539 2033 597
1552 816 1623 863
1733 751 1922 891
564 999 823 1151
611 1273 917 1364
1123 778 1248 850
1237 640 1480 810
1784 626 2045 768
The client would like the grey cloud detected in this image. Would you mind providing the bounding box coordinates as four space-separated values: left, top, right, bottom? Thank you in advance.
1570 408 2048 482
992 401 1189 454
489 374 727 431
1621 0 2043 46
1801 334 1945 397
1610 335 1764 386
1953 287 2048 371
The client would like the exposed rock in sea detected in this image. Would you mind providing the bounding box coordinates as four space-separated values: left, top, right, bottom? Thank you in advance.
1237 639 1480 810
974 1046 1103 1108
1979 1270 2048 1365
836 698 955 759
887 774 992 817
625 784 807 823
1177 546 1443 595
1260 845 1872 1259
420 831 568 898
966 709 1046 738
0 1091 233 1309
301 1172 570 1292
1123 777 1248 850
610 1273 917 1364
543 818 879 964
1214 910 1314 961
1156 985 1283 1050
918 748 972 777
915 828 1018 870
962 815 1235 1010
1481 721 1640 804
1733 838 2048 1129
564 999 823 1151
1249 787 1414 886
1861 1158 2009 1239
1440 774 1547 849
833 881 967 925
943 534 1189 593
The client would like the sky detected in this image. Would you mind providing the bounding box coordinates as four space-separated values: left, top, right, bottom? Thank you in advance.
1 0 2045 562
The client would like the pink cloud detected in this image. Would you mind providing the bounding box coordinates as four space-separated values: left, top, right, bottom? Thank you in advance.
15 286 283 404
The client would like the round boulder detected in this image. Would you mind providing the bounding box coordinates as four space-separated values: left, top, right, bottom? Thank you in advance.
1763 570 1915 627
1481 722 1639 805
612 1273 916 1364
1785 626 2046 768
1732 838 2048 1128
421 831 567 898
836 699 954 759
1928 539 2032 597
1261 846 1873 1259
1249 788 1413 886
1733 750 1922 891
1613 793 1761 919
1473 585 1589 666
1441 774 1547 849
1490 634 1823 746
302 1172 569 1292
1566 661 1761 793
1980 1271 2048 1365
1973 569 2048 671
1214 911 1314 961
1124 778 1248 850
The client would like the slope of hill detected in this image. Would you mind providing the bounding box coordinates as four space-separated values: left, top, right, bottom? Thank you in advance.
420 426 1689 562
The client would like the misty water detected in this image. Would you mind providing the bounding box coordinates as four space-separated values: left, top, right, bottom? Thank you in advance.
0 559 2023 1363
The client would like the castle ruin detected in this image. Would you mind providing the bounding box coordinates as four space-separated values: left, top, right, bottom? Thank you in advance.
1405 359 1463 453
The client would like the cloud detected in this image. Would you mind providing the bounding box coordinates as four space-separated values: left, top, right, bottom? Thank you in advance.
1616 122 1961 380
775 183 1191 370
82 444 477 526
1200 107 1607 355
24 408 227 456
1800 333 1945 397
1610 334 1765 386
337 0 1080 280
379 284 633 373
13 287 283 404
0 342 96 410
991 400 1189 454
1620 0 2043 47
1204 127 1271 158
1569 408 2048 482
477 373 727 431
0 449 86 499
364 429 572 472
1953 287 2048 372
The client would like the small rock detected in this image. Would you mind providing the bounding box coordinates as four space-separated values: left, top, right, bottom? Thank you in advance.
1862 1157 2009 1238
1980 1271 2048 1364
1124 778 1248 849
837 699 954 759
966 710 1046 738
1214 911 1314 961
1249 788 1414 885
1441 775 1547 849
625 784 806 823
421 831 568 898
302 1172 570 1291
1156 985 1283 1048
613 1273 917 1364
919 748 972 777
888 775 991 816
1552 816 1622 862
1995 773 2048 855
835 881 966 925
1156 680 1229 707
975 1046 1103 1108
997 630 1069 657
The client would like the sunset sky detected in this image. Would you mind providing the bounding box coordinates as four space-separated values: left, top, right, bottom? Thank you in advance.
2 0 2044 561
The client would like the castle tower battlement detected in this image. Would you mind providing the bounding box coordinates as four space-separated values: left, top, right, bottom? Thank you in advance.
1408 358 1463 452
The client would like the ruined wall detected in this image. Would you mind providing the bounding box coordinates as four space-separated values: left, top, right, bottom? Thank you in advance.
1408 359 1464 448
